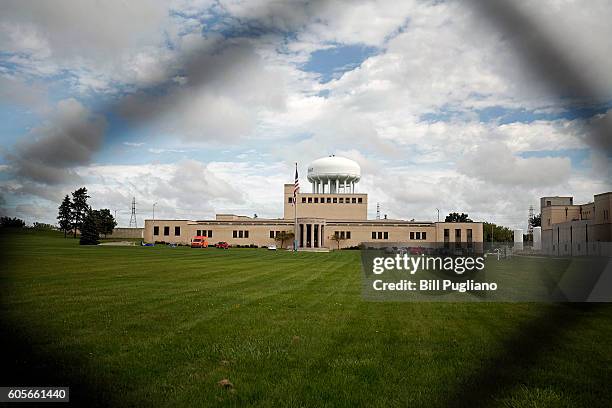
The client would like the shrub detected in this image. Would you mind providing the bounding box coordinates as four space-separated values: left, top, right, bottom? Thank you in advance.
0 217 25 228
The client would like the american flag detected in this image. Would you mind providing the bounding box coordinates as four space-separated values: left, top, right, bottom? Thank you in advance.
293 163 299 204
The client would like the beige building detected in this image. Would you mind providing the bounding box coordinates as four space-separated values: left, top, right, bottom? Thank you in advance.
541 192 612 256
144 156 483 249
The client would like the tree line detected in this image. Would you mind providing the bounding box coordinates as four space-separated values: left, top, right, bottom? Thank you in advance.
57 187 117 245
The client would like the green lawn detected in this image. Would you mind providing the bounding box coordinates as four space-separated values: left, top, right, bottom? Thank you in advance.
1 229 611 407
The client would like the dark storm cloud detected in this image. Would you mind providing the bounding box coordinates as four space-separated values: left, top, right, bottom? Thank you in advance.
468 0 612 155
8 99 105 185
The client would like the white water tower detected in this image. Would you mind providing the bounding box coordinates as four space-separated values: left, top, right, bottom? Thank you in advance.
307 156 361 193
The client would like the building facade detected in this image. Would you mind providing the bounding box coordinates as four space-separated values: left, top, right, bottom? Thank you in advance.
541 192 612 256
144 157 483 249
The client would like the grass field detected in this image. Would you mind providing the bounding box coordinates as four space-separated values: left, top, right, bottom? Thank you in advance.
1 229 611 407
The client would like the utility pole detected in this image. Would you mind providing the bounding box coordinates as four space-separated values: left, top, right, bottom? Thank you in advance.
436 208 440 222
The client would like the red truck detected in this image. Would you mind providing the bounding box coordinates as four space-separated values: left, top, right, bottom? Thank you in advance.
190 236 209 248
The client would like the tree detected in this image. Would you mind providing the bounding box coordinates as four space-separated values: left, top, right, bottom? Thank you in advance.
445 212 473 222
57 195 72 238
274 231 294 249
71 187 90 238
79 210 100 245
531 213 541 227
32 222 55 230
0 217 25 228
483 222 513 243
95 209 116 238
330 232 346 250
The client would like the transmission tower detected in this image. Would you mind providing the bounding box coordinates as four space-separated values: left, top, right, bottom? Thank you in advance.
129 197 137 228
376 202 381 220
528 205 534 235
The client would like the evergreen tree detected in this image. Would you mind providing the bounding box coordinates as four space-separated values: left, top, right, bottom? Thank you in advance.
71 187 90 238
96 209 117 238
57 195 72 238
79 210 100 245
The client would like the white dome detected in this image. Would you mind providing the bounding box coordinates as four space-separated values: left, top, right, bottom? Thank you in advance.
307 156 361 184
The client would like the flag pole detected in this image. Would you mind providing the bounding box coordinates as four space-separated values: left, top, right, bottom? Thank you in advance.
293 162 298 251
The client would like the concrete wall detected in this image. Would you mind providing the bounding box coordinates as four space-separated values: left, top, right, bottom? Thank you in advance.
108 227 144 239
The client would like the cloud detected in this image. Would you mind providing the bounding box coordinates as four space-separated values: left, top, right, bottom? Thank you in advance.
8 98 107 184
457 143 571 188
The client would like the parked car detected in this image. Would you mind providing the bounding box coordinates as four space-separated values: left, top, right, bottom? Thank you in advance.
267 245 277 250
216 241 230 249
190 236 208 248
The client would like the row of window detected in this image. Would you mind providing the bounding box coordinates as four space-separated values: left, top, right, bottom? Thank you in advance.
269 230 284 238
233 230 249 238
153 226 181 236
410 231 427 240
289 196 363 204
372 231 389 240
196 229 213 238
334 231 351 239
443 228 473 242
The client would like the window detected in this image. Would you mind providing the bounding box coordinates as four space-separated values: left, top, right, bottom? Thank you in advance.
358 198 363 203
467 229 473 242
154 226 159 235
455 229 461 242
410 232 414 240
444 229 449 241
327 197 331 203
416 232 421 240
270 231 275 238
347 231 351 239
163 226 170 236
197 229 201 236
378 232 383 239
314 197 319 203
208 230 213 238
422 232 426 240
233 230 238 238
372 231 376 239
321 198 325 204
308 197 312 203
333 198 337 203
175 226 181 236
245 231 249 238
384 232 388 239
340 231 345 239
302 197 306 203
239 230 244 238
546 200 551 206
288 197 293 203
345 197 350 204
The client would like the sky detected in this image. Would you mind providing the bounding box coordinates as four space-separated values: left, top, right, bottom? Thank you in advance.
0 0 610 229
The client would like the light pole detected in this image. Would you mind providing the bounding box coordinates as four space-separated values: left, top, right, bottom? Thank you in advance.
436 208 440 222
153 202 157 221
